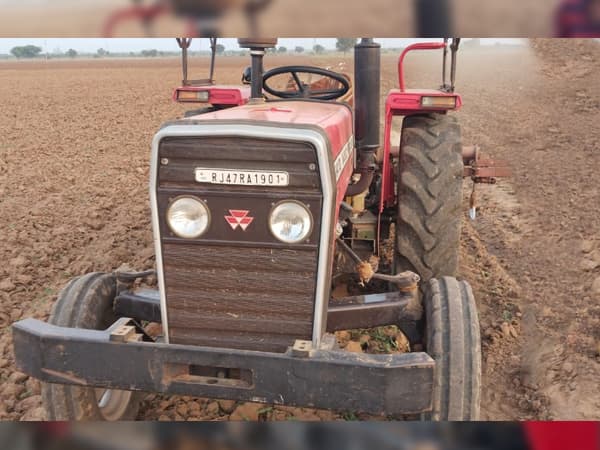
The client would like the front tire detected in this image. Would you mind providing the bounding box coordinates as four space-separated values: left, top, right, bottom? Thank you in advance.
423 277 481 420
42 272 142 420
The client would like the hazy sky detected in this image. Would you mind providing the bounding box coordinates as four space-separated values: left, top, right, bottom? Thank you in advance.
0 38 524 54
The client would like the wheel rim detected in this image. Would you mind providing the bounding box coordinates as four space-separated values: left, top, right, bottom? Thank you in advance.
94 388 133 421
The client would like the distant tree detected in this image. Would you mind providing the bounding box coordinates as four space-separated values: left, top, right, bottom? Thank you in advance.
66 49 78 58
277 46 287 53
336 38 357 54
313 44 325 54
294 46 304 54
97 48 108 57
216 44 226 54
141 49 158 57
10 45 43 59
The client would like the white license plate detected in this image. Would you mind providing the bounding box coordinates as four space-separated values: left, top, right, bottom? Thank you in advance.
195 168 289 186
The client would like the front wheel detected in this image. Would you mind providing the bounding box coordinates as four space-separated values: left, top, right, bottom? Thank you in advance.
422 276 481 420
42 272 142 420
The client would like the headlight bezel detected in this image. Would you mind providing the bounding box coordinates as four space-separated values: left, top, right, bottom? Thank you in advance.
268 200 314 244
166 195 211 239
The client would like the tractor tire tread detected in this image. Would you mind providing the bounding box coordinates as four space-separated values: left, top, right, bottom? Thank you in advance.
424 277 481 420
396 113 463 281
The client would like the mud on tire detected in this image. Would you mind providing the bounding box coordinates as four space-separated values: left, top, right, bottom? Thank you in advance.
395 113 463 282
42 272 141 420
423 277 481 420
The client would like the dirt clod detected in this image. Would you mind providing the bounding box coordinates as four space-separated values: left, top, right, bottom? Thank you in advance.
205 401 220 416
218 399 237 414
591 276 600 295
230 402 263 421
581 240 595 253
500 322 512 338
345 341 364 353
0 280 15 292
581 259 599 271
20 406 46 421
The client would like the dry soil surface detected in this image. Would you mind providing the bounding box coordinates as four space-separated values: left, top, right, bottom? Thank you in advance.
0 40 598 421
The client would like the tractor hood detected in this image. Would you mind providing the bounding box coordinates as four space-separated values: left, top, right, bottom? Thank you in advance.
183 100 354 157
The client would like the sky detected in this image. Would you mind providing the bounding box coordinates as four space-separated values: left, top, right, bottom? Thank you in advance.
0 38 524 54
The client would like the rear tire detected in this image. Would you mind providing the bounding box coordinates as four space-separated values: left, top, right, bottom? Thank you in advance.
422 277 481 420
42 272 142 420
395 113 463 282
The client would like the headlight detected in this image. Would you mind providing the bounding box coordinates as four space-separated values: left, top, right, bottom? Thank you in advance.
166 197 210 239
269 201 313 244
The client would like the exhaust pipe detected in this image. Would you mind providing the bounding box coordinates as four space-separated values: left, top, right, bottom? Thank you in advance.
354 38 380 152
347 38 380 197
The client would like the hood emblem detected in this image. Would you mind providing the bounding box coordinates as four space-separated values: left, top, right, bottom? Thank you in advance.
225 209 254 231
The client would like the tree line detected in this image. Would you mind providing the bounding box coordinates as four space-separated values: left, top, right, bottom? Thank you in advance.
4 39 359 60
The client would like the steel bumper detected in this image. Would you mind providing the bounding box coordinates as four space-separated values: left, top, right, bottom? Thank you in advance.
12 318 435 415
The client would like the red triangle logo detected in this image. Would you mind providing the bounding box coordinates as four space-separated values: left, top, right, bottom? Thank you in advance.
225 210 254 231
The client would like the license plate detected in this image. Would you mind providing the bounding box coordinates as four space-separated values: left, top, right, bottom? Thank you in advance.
195 168 289 186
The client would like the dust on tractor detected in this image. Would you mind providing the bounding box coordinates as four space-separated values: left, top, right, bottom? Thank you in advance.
12 38 509 421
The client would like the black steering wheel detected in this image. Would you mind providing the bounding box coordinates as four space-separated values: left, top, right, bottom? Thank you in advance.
262 65 350 101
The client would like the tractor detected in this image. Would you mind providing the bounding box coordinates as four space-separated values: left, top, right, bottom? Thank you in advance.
12 38 509 421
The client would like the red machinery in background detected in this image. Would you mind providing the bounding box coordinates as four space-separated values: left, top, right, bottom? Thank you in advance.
525 422 599 450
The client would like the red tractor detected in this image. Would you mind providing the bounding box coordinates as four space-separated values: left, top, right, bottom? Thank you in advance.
12 38 508 420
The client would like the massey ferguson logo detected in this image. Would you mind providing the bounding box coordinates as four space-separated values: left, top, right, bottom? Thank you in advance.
224 210 254 231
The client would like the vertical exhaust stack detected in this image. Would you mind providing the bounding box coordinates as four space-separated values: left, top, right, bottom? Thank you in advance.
347 38 381 197
237 38 278 101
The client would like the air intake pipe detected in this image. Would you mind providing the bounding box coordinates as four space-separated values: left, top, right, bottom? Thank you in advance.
346 38 380 197
237 38 278 100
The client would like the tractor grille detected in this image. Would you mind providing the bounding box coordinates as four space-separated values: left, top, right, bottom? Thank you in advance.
156 135 323 352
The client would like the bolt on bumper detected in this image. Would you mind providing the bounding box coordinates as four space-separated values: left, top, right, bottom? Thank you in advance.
12 317 435 416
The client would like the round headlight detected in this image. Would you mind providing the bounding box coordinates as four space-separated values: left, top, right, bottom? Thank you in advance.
166 197 210 239
269 201 313 244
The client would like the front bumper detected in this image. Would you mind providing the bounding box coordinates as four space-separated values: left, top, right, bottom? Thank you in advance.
13 317 435 415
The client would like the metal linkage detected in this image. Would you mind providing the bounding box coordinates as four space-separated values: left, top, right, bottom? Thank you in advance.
176 37 217 86
442 37 449 89
176 37 192 85
114 269 155 281
440 37 460 92
462 145 511 220
449 38 461 92
336 238 420 291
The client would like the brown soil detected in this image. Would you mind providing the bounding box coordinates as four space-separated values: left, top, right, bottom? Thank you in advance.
0 40 599 421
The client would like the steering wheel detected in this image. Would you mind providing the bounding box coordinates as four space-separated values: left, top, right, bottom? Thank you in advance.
262 66 350 101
